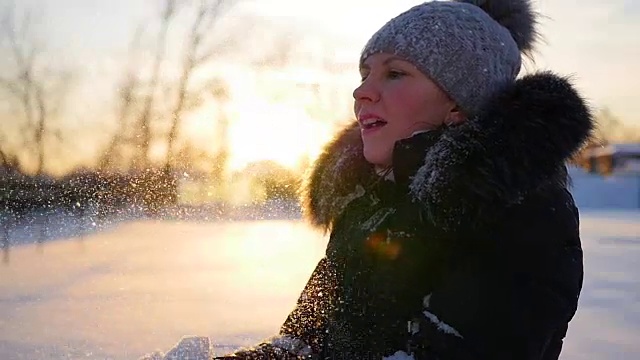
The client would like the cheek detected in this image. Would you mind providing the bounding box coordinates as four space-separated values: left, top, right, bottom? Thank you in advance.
388 96 430 135
393 95 447 135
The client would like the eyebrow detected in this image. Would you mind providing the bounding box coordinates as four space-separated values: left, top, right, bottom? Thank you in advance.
360 56 405 71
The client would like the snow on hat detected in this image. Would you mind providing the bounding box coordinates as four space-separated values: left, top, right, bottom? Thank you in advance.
360 0 538 116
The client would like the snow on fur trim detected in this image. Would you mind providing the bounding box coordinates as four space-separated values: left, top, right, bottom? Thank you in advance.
423 310 464 338
408 72 592 231
383 350 416 360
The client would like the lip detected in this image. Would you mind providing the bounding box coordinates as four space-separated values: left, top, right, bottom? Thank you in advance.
358 112 386 135
358 112 383 123
361 125 383 136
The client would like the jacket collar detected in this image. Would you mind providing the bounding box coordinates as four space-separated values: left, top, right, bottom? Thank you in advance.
392 129 444 191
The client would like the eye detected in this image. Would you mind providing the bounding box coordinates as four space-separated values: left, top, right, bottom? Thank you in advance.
388 70 405 79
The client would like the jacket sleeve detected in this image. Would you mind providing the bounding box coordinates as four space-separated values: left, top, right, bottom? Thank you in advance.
410 189 584 360
220 256 338 359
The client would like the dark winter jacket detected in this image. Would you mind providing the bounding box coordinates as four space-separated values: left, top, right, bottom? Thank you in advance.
221 72 592 360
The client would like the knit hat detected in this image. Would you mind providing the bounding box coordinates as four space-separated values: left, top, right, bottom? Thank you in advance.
360 0 538 116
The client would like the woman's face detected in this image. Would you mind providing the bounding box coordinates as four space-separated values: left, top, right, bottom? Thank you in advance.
353 53 459 169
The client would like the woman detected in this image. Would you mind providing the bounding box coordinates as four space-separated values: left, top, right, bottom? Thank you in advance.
219 0 592 359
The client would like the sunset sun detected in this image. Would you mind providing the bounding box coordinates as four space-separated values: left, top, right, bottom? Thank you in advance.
219 71 339 172
227 99 333 171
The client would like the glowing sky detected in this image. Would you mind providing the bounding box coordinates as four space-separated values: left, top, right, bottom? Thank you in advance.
7 0 638 123
2 0 638 172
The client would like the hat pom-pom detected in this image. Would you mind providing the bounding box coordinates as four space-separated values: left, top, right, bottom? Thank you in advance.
456 0 539 53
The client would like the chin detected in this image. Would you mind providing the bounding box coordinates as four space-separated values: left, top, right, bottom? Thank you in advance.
362 146 392 168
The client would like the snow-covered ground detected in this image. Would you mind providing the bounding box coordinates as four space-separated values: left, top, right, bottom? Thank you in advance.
561 210 640 359
0 210 638 360
569 167 640 210
0 219 326 359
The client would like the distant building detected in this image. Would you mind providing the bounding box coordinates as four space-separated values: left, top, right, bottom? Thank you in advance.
578 143 640 176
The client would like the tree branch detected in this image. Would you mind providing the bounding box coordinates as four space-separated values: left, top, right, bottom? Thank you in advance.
0 75 24 99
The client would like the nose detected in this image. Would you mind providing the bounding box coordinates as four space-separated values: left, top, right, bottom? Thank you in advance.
353 78 379 103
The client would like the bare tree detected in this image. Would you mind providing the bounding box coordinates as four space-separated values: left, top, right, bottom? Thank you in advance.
0 133 11 168
134 0 179 168
0 3 73 175
99 2 179 172
593 107 640 144
100 0 239 174
594 107 622 145
164 0 238 169
98 27 146 171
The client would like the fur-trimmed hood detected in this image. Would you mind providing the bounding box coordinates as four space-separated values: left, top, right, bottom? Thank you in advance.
301 72 593 232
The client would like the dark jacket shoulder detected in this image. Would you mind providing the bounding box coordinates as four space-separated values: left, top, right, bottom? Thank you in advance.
415 184 583 360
